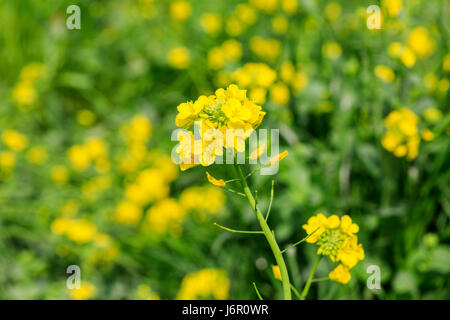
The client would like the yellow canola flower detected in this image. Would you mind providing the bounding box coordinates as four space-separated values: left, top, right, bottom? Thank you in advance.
250 37 281 61
121 114 153 144
177 268 229 300
0 151 16 170
381 108 420 160
206 172 226 188
250 0 278 13
168 47 190 69
180 186 225 215
70 282 96 300
170 1 191 21
374 65 395 83
302 213 363 266
400 47 416 68
270 82 290 105
233 63 277 91
125 168 169 205
12 81 37 105
51 218 97 243
407 27 435 58
68 145 91 171
174 84 266 170
2 129 29 151
281 0 298 14
421 129 434 141
200 13 222 35
146 198 186 235
115 201 143 225
382 0 402 17
272 15 288 34
329 264 351 284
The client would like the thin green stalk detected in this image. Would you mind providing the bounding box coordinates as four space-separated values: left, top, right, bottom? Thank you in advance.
300 255 321 300
235 165 292 300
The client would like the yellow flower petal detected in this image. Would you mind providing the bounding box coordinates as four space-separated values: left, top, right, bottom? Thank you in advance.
206 172 226 188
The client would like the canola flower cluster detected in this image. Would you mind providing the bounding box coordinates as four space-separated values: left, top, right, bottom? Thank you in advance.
175 84 266 170
303 214 364 284
12 62 47 109
177 268 229 300
381 108 421 160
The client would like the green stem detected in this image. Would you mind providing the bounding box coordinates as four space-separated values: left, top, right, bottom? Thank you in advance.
300 255 321 300
235 165 292 300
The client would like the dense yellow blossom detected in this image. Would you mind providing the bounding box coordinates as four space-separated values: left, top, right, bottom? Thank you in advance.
303 213 364 284
250 37 281 61
381 108 420 160
125 168 170 205
51 218 98 243
174 84 265 169
146 198 186 235
121 114 152 144
233 63 276 89
177 268 229 300
208 39 242 69
179 186 225 214
2 129 29 151
115 201 143 225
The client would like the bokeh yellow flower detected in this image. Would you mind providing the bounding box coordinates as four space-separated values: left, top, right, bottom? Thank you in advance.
168 47 190 69
374 65 395 83
170 1 191 21
70 282 96 300
177 268 229 300
2 129 29 151
381 108 420 160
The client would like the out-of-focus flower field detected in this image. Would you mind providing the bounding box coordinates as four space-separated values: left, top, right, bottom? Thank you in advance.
0 0 449 300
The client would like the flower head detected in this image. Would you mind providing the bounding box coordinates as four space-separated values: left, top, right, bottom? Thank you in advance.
303 213 364 284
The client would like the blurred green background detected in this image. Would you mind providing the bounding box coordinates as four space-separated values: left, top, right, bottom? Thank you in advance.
0 0 449 299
